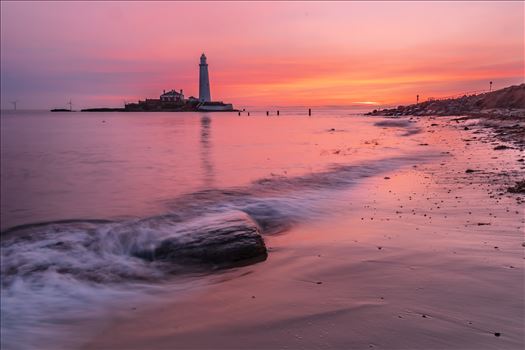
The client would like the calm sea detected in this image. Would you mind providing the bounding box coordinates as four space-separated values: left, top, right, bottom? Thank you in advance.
1 108 433 349
1 108 396 230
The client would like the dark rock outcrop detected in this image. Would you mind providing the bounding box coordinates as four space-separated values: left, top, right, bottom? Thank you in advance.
507 180 525 194
0 212 268 285
134 212 268 268
50 108 73 112
81 108 125 112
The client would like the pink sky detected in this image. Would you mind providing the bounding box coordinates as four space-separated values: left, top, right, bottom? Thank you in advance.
1 1 523 109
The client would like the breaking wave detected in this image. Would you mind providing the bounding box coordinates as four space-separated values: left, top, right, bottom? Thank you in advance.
1 154 441 285
1 153 440 350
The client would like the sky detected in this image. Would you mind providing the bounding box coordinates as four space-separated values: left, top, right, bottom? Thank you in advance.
1 1 523 109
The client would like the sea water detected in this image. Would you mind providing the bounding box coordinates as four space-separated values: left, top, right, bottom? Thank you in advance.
0 108 437 349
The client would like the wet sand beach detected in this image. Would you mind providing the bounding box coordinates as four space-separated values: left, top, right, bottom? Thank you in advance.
2 2 524 349
84 116 524 350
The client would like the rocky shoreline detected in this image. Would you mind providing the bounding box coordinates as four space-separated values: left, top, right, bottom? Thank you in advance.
85 112 525 350
366 83 524 118
450 115 525 197
367 83 525 155
367 83 525 199
452 114 525 149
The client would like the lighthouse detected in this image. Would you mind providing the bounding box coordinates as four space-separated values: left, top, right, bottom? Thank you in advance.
199 53 211 102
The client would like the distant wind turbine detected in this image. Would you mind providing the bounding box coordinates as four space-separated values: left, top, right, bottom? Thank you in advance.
68 99 73 111
10 100 19 110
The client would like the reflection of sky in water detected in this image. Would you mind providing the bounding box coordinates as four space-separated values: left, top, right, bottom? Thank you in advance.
1 110 434 230
3 110 522 350
200 114 214 187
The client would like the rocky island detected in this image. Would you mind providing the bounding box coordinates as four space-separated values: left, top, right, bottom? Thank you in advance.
81 90 236 113
80 54 236 113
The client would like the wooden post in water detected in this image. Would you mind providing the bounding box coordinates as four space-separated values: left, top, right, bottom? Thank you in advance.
266 111 269 116
277 110 280 116
238 111 241 116
248 112 250 116
308 108 311 116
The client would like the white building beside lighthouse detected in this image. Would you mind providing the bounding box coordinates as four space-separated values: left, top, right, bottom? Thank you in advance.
199 53 211 102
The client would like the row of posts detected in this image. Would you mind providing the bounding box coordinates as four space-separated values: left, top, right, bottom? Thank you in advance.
237 108 312 116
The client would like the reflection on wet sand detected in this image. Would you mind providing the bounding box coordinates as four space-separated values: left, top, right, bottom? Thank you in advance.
2 112 523 350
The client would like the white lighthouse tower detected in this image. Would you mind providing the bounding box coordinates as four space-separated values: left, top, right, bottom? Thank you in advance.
199 53 211 102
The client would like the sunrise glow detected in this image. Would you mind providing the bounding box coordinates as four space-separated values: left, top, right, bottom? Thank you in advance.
1 1 523 109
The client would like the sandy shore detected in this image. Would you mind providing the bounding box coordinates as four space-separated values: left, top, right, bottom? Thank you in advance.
85 116 524 349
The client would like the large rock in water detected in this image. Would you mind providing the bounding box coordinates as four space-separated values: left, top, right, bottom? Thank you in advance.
137 212 268 268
